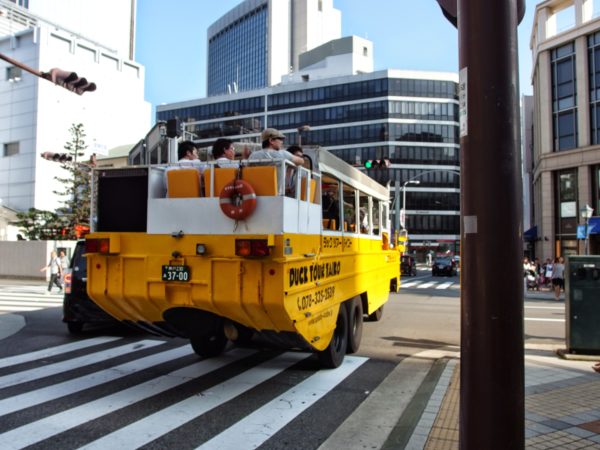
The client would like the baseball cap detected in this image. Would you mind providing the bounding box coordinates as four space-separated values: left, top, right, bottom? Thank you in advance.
261 128 285 141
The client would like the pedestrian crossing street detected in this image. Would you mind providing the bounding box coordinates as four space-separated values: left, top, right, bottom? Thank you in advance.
0 284 63 313
401 278 460 290
0 336 391 449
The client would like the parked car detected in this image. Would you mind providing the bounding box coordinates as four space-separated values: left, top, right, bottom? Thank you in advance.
63 240 117 333
401 255 417 276
432 256 456 276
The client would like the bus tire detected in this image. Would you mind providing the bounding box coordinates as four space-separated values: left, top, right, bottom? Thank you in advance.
317 305 348 368
191 331 228 358
67 321 84 334
367 305 384 322
346 297 363 354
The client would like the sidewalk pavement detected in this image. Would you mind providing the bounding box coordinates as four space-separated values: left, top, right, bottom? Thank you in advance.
414 350 600 450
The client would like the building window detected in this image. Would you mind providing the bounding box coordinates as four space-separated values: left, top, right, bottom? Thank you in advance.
588 32 600 144
555 169 578 240
551 43 577 151
593 165 600 216
3 142 19 157
6 66 22 82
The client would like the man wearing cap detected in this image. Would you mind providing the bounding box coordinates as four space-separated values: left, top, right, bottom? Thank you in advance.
249 128 304 195
249 128 304 166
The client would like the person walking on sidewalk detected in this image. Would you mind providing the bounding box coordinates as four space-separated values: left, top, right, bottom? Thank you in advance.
551 256 565 301
40 250 63 294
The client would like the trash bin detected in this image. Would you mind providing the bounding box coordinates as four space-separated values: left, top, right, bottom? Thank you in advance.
566 255 600 354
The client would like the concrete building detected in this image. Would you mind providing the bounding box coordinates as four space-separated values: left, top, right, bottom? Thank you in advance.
158 69 460 258
530 0 600 258
206 0 341 96
0 0 150 220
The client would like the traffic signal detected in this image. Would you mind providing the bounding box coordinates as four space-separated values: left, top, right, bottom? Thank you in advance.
40 152 73 163
166 118 181 138
41 68 97 95
364 158 390 169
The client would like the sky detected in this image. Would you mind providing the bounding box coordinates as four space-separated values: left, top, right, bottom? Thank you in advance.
135 0 538 113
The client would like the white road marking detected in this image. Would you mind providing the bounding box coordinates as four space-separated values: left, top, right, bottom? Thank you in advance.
0 345 206 416
0 348 258 449
0 339 165 389
524 306 563 310
79 351 311 450
524 318 565 323
197 356 368 450
417 282 437 289
435 282 454 289
0 337 121 369
401 281 422 288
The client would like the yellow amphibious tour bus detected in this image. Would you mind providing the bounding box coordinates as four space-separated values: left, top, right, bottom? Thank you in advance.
85 145 402 368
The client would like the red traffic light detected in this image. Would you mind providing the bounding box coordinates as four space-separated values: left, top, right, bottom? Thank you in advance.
42 68 97 95
40 152 73 163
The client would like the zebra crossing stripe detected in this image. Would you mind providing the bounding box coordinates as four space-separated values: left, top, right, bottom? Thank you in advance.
401 281 422 288
0 292 61 299
0 345 205 416
435 282 454 289
0 305 54 312
78 351 311 450
0 339 165 389
197 356 368 450
0 347 257 449
0 337 121 369
417 282 436 289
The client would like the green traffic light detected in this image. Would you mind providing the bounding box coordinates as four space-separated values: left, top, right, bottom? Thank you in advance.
364 160 372 169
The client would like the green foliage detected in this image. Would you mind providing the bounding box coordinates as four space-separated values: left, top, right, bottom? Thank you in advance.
53 123 92 239
12 123 92 240
11 208 69 240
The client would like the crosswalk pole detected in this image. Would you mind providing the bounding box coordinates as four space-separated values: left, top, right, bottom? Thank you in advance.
457 1 525 449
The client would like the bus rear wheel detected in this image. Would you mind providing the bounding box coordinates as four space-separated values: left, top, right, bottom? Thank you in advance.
318 305 348 368
191 331 228 358
367 305 384 322
346 297 363 354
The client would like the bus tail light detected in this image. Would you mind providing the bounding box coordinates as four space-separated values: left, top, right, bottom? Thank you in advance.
86 238 110 254
235 239 270 257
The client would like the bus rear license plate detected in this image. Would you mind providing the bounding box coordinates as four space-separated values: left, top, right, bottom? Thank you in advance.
162 265 190 282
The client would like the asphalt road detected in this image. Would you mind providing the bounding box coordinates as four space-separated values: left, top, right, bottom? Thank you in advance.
0 279 564 449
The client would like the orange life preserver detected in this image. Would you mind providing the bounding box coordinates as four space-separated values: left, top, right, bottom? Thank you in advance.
219 179 257 220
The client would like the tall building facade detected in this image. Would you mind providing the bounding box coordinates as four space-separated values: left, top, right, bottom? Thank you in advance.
158 70 460 257
0 0 150 216
530 0 600 258
206 0 341 96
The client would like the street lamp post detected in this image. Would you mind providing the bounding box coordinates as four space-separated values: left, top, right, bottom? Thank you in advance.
581 204 594 255
401 180 421 230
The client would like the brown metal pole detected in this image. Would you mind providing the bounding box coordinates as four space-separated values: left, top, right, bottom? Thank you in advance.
458 1 524 449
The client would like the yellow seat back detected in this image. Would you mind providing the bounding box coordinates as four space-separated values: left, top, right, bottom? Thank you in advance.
204 168 237 197
300 178 317 203
242 166 278 196
167 169 201 198
322 219 336 230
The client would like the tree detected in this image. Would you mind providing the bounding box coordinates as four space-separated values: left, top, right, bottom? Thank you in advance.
53 123 92 239
11 208 67 240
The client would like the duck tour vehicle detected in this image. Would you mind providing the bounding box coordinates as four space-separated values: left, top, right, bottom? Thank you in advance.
84 144 402 368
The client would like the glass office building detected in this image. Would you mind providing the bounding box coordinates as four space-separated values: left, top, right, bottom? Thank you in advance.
207 3 268 96
158 70 460 257
206 0 341 97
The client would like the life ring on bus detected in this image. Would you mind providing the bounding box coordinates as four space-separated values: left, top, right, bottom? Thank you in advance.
219 179 257 220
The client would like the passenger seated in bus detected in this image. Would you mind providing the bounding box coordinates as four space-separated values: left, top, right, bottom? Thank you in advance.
212 138 238 167
322 188 339 230
248 128 304 195
165 141 206 196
